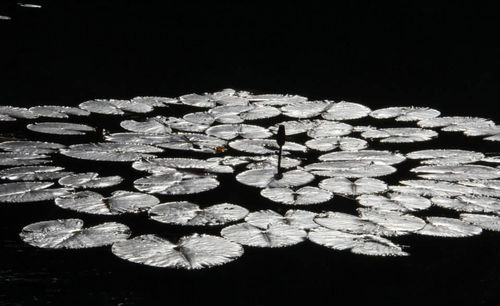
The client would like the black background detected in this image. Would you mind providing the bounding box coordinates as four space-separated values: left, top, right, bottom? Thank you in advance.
0 1 500 305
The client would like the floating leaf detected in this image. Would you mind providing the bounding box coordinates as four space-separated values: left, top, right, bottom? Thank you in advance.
120 118 172 134
180 93 216 108
417 217 482 237
249 94 307 106
392 180 476 197
358 208 426 233
0 141 65 154
112 234 243 269
206 124 272 140
0 181 69 203
134 171 219 195
261 186 333 205
162 117 210 133
0 166 69 181
60 143 162 162
357 193 431 212
229 139 307 155
370 107 440 121
318 177 387 196
460 213 500 231
406 149 485 165
0 106 38 120
305 161 397 178
149 202 248 226
411 165 500 181
236 168 314 188
308 227 408 256
361 127 438 143
305 137 368 152
418 116 495 131
431 196 500 213
321 101 371 120
269 120 316 136
131 96 179 107
245 209 319 230
314 211 396 236
281 101 329 118
132 158 233 174
55 190 160 215
79 99 153 115
221 222 307 248
0 152 50 166
183 112 215 125
306 121 353 138
240 105 281 120
58 173 123 189
27 122 95 135
318 150 406 165
245 155 301 170
29 105 90 118
20 219 130 248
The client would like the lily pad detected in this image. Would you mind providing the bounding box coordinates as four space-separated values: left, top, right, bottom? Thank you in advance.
20 219 131 248
370 107 440 121
58 173 123 189
236 168 314 188
112 234 243 269
229 139 307 155
29 105 90 118
0 166 70 181
318 177 387 196
245 209 319 230
120 118 172 134
0 141 65 154
149 202 248 226
308 227 408 256
221 222 307 248
281 101 329 118
318 150 406 165
357 208 426 233
205 124 272 140
261 186 333 205
411 165 500 181
60 143 162 162
132 158 233 174
406 149 485 165
361 127 438 143
314 211 397 236
306 121 353 138
0 152 50 166
0 181 69 203
305 137 368 152
27 122 95 135
357 193 431 212
417 217 482 237
321 101 371 120
55 190 160 215
304 161 397 178
460 213 500 231
134 171 219 195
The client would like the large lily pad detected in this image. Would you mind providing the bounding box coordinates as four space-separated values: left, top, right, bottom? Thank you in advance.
236 168 314 188
112 234 243 269
132 158 233 174
27 122 95 135
134 171 219 195
58 172 123 189
55 190 160 215
221 222 307 248
0 181 69 203
60 143 162 162
260 186 333 205
245 209 319 230
417 217 482 237
20 219 131 248
149 202 248 226
0 166 70 181
318 177 387 196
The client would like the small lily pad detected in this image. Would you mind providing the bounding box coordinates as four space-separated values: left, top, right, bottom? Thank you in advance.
318 177 387 196
417 217 482 237
261 186 333 205
236 168 314 188
58 173 123 189
27 122 95 135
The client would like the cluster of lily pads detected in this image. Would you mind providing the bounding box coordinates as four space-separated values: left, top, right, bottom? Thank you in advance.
1 88 499 270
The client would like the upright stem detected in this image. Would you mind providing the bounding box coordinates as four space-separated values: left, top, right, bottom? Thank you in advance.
275 125 286 179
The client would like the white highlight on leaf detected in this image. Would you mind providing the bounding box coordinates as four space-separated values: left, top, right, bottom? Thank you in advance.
180 93 216 108
0 181 69 203
20 219 130 249
321 101 371 120
0 141 65 154
304 161 397 178
120 117 172 134
417 217 482 237
0 166 69 181
306 121 353 138
0 106 38 120
305 137 368 152
27 122 95 135
134 171 219 195
236 168 314 188
245 209 319 230
55 190 160 215
406 149 485 165
314 211 397 236
411 165 500 181
112 234 243 269
205 124 272 140
431 196 500 214
318 177 387 196
60 143 162 162
58 172 123 189
221 222 307 248
460 213 500 232
361 127 438 143
149 202 248 226
29 105 90 118
418 116 495 131
261 186 333 205
357 193 431 212
370 107 440 121
281 101 328 118
357 208 426 233
0 152 50 166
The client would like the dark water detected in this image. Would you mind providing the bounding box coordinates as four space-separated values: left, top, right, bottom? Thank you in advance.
1 2 500 305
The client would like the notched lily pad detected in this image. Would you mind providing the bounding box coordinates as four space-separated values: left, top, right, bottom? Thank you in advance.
20 219 131 248
0 166 70 181
221 222 307 248
132 158 233 174
261 186 333 205
406 149 485 165
58 172 123 189
55 190 160 215
112 234 243 269
60 143 162 162
245 209 319 230
319 177 387 196
236 168 314 188
0 181 69 203
134 171 219 195
149 202 248 226
417 217 482 237
460 213 500 231
321 101 371 120
27 122 95 135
